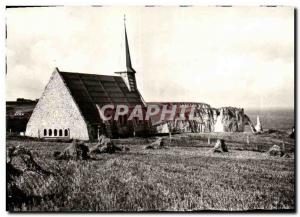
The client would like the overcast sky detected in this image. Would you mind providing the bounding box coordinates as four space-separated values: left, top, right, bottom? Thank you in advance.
6 6 294 109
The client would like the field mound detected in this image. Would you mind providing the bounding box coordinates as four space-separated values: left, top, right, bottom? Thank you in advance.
7 145 66 210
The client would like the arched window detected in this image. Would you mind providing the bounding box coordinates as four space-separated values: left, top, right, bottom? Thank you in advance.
59 129 63 136
64 129 68 137
44 129 47 136
49 129 52 136
54 129 57 136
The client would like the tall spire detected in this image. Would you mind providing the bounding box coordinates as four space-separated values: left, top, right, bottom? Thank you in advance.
115 15 137 92
124 14 135 73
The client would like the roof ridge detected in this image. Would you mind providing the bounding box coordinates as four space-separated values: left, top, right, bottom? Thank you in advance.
58 70 121 78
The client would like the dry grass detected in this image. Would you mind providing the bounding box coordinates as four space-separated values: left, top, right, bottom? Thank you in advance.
6 133 295 212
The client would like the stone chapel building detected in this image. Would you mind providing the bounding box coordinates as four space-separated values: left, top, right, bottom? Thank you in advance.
25 19 148 140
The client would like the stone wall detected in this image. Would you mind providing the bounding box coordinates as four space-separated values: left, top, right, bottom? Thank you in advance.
25 69 90 140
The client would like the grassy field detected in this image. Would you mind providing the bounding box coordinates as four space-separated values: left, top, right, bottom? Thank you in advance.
6 132 295 212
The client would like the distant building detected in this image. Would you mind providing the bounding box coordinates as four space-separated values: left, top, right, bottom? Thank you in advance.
25 19 149 140
6 100 37 133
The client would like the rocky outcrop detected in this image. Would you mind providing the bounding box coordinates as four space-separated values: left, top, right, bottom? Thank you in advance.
90 135 122 154
243 114 257 133
214 107 245 132
7 145 61 209
144 137 165 150
210 139 228 153
255 116 263 133
289 126 295 139
54 140 90 160
150 103 246 133
267 145 284 157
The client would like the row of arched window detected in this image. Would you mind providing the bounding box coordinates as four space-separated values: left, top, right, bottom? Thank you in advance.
44 129 69 137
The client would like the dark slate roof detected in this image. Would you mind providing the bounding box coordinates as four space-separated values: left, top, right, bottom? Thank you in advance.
58 70 144 125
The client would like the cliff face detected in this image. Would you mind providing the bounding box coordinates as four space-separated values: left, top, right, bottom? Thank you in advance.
149 103 245 133
214 107 245 132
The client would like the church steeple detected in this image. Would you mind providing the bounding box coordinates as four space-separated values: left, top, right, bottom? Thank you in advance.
115 15 137 92
124 16 135 73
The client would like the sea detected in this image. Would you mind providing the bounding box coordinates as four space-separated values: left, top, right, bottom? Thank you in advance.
244 108 294 130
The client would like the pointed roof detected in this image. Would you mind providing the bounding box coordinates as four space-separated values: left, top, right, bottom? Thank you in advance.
125 24 135 73
116 15 136 74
